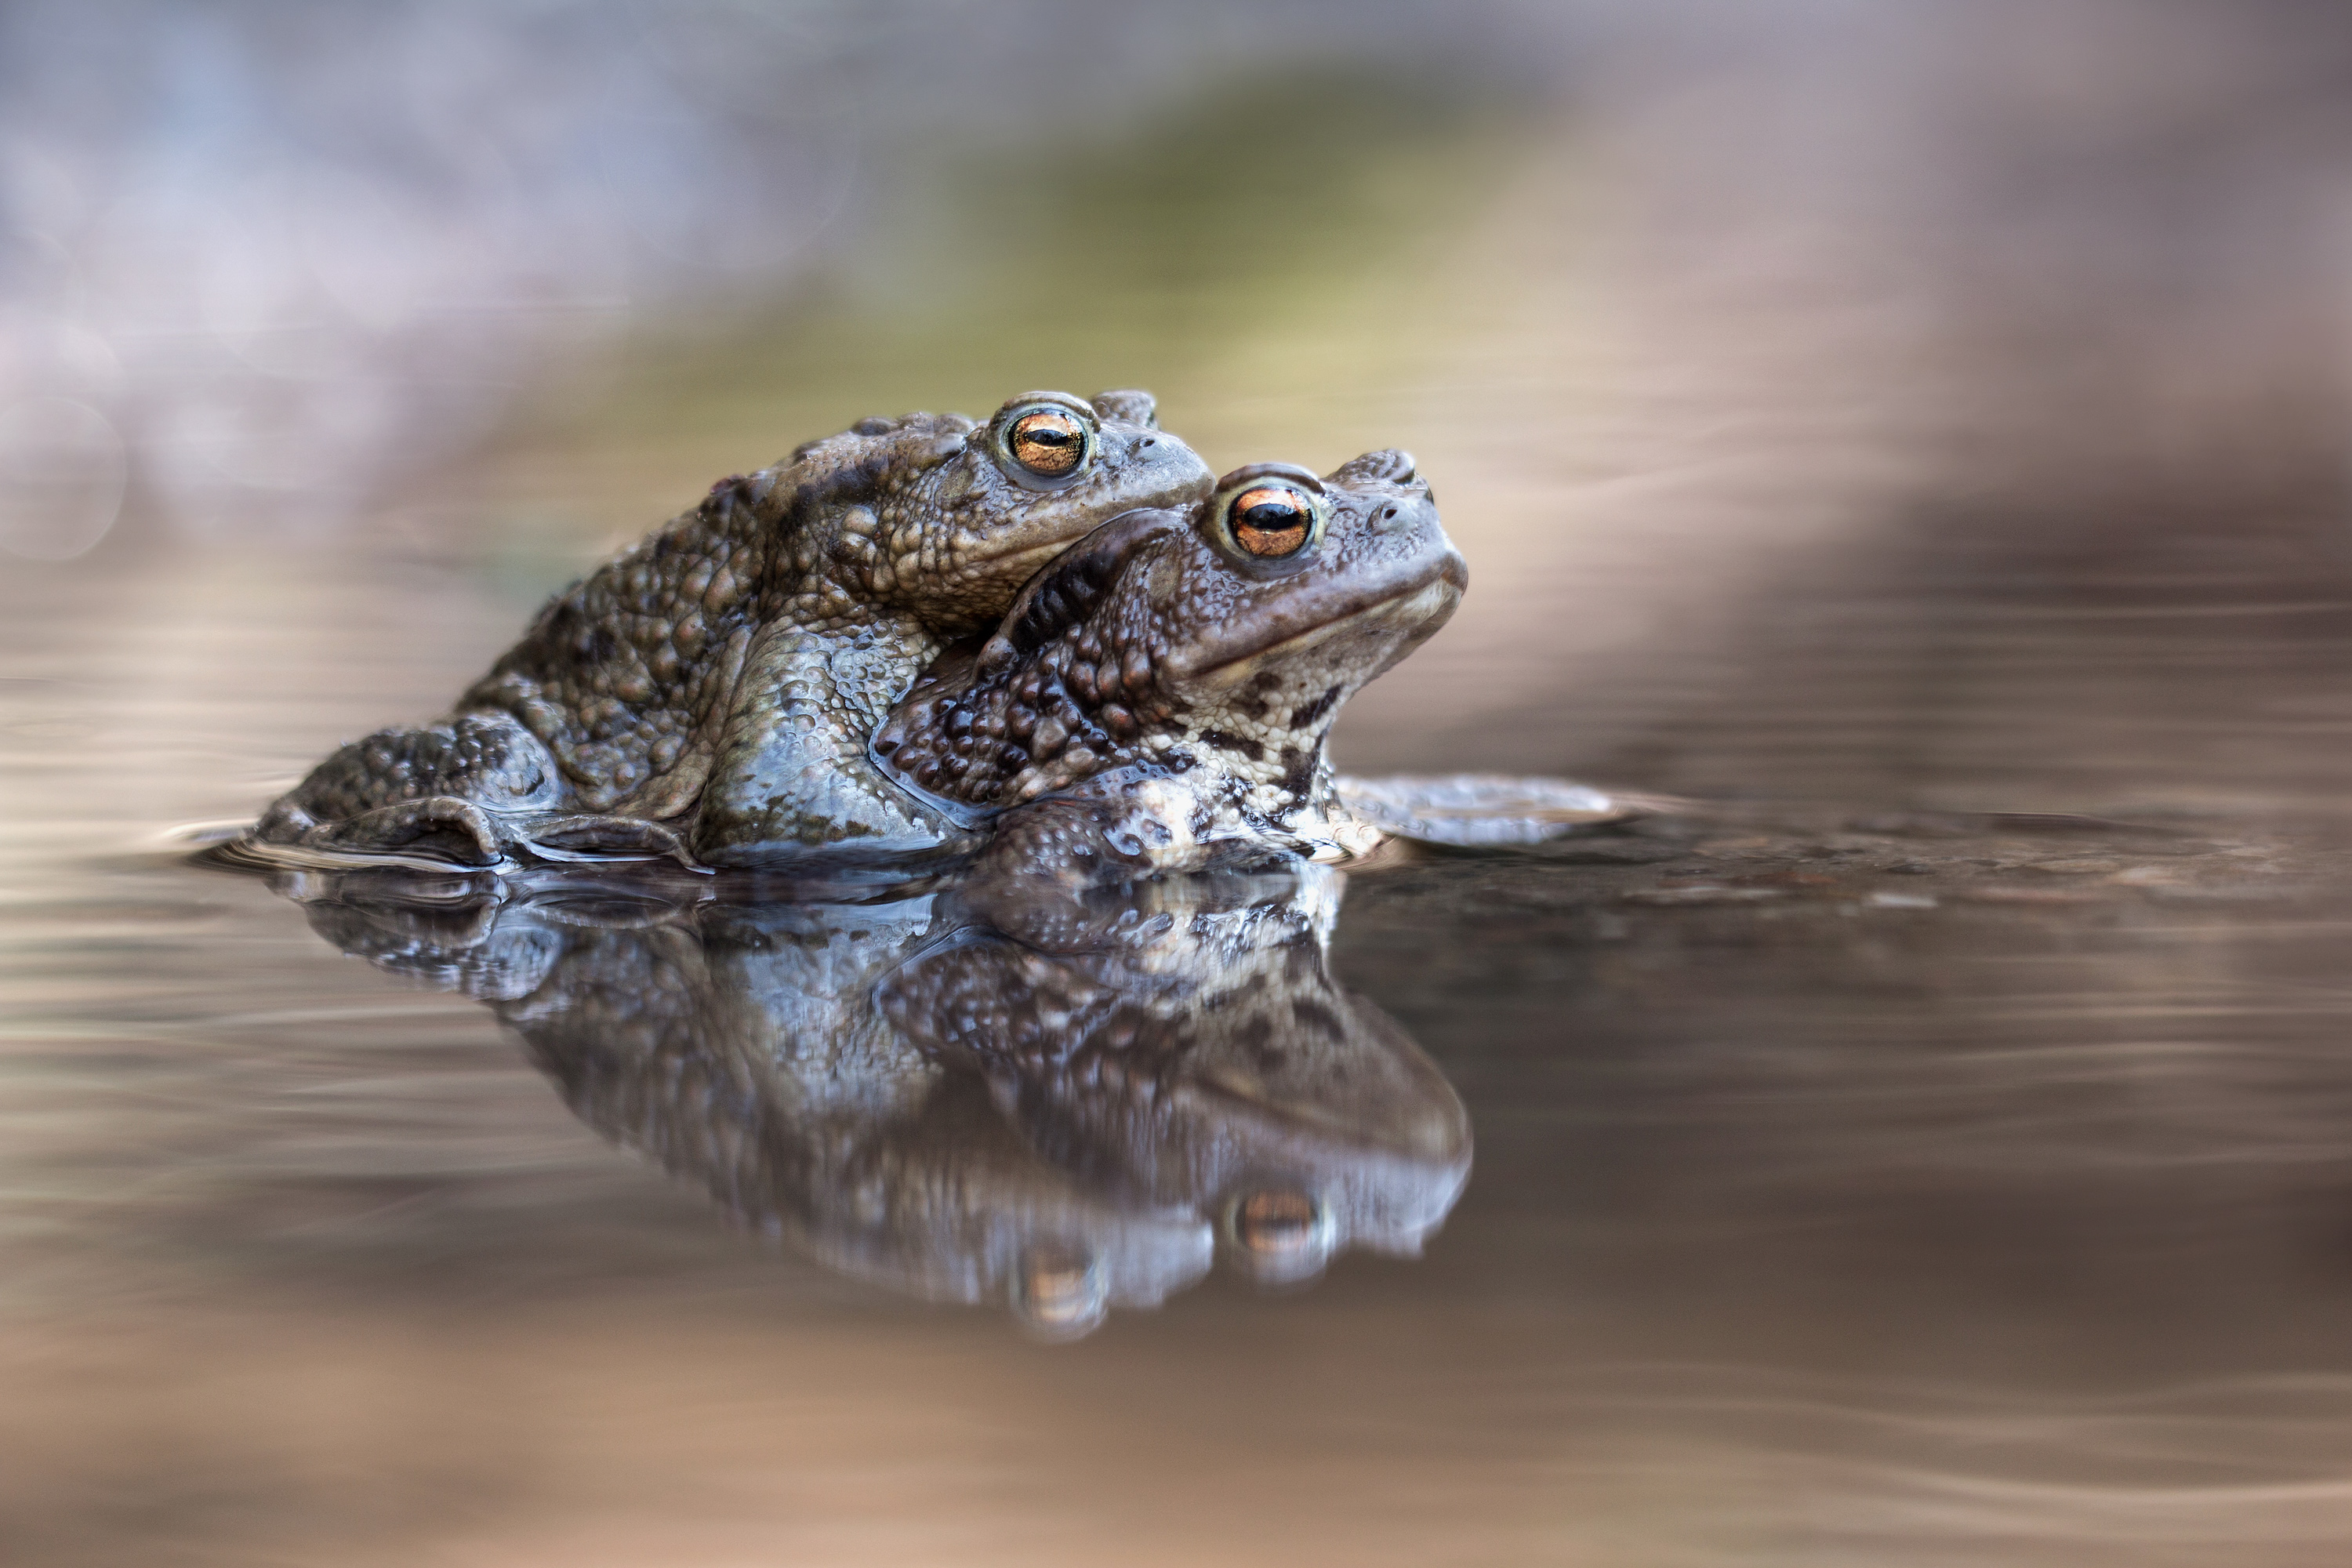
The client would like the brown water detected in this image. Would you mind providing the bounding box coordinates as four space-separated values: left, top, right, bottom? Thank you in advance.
15 7 2352 1562
10 532 2352 1565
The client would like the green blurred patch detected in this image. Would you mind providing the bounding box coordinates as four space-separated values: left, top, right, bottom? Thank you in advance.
486 63 1534 524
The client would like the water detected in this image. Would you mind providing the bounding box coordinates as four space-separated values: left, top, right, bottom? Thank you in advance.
10 517 2352 1562
15 5 2352 1561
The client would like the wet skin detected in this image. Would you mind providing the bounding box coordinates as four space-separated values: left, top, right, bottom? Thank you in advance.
255 390 1213 866
872 448 1468 878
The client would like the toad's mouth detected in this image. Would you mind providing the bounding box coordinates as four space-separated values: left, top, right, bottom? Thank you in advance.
1182 568 1466 688
980 537 1081 578
971 463 1215 579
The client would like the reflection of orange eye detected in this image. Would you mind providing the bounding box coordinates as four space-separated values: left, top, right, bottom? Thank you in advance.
1227 486 1315 557
1008 409 1087 476
1232 1189 1323 1254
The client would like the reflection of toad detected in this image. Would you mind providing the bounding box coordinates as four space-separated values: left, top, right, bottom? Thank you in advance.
873 450 1468 876
284 861 1471 1338
256 390 1212 866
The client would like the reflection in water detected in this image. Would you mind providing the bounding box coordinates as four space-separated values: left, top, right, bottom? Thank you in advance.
274 862 1468 1338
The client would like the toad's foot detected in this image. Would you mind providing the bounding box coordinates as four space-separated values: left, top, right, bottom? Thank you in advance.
255 712 569 864
270 795 510 866
263 712 565 824
691 626 960 865
1334 774 1642 848
259 797 695 869
256 713 698 868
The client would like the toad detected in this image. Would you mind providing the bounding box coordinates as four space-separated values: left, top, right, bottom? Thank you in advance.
870 449 1468 878
255 389 1212 866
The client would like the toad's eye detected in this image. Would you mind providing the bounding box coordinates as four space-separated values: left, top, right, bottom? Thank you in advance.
1008 409 1088 477
1227 486 1315 557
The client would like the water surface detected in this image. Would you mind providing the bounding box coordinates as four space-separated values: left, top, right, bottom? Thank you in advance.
9 520 2352 1566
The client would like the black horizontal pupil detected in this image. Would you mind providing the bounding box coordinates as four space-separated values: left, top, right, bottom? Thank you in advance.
1022 427 1078 450
1240 501 1303 529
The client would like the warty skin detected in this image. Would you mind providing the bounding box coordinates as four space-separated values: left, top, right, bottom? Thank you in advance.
255 388 1213 866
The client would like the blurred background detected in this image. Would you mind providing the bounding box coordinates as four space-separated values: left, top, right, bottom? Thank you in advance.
12 0 2352 810
13 2 2352 1563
